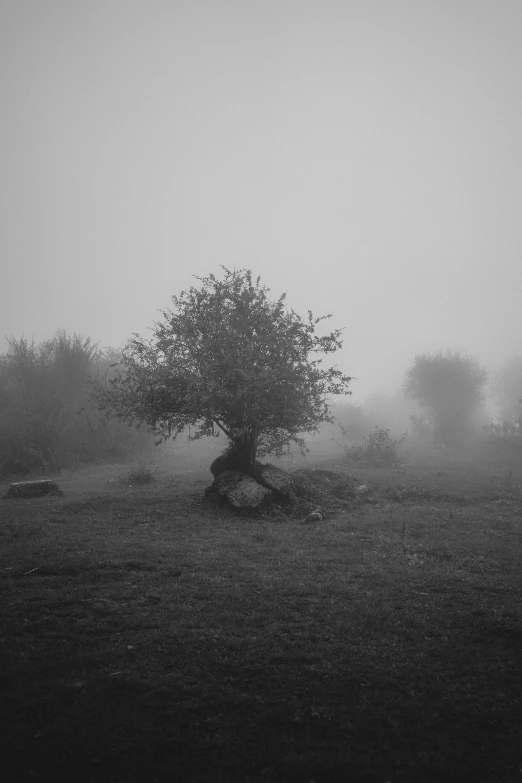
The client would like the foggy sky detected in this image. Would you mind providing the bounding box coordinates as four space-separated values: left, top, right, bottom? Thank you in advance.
2 0 521 400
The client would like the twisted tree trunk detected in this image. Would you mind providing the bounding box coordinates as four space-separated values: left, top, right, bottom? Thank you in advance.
210 429 259 478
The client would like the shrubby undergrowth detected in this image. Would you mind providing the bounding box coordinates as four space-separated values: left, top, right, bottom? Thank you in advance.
342 426 407 467
0 332 151 477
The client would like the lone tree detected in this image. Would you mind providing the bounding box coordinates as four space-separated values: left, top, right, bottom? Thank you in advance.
94 269 352 476
403 351 488 445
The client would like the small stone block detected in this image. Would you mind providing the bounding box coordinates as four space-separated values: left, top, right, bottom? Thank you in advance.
4 480 63 498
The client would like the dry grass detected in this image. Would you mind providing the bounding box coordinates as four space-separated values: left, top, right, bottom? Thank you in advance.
1 435 521 782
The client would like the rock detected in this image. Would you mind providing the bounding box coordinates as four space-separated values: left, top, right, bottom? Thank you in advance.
303 509 323 522
255 463 294 495
4 480 62 498
214 470 246 496
229 479 272 509
214 470 273 509
353 484 369 496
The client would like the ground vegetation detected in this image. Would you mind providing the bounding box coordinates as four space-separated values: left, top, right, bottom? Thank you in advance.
1 436 520 782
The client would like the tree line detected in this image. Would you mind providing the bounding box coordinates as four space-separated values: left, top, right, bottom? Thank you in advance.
0 332 150 476
1 268 520 478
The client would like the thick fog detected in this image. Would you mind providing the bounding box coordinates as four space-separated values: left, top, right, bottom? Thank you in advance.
2 0 521 401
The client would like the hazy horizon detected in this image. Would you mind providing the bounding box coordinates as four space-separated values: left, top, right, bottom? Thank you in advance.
2 0 521 401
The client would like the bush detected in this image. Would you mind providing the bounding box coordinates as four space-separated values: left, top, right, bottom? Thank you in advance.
124 462 155 486
483 420 521 439
342 426 407 467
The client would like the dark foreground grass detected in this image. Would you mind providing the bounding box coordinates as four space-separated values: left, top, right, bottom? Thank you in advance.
1 442 521 782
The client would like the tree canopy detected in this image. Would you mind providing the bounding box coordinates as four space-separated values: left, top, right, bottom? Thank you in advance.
403 351 488 444
95 268 352 473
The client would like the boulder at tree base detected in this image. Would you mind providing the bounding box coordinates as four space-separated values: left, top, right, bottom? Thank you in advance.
208 464 361 516
214 470 273 509
255 463 294 496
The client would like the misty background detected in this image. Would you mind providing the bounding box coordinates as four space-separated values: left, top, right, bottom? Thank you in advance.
2 0 521 402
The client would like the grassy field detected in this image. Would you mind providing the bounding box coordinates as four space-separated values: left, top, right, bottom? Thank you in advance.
1 435 521 782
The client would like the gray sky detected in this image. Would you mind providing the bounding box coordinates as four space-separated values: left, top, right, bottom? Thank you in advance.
2 0 521 400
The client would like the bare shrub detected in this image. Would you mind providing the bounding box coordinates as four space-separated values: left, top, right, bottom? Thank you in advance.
342 426 407 467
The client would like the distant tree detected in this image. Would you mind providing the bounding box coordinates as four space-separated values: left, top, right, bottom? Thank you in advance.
0 332 149 475
94 268 352 476
403 351 488 445
492 355 522 428
0 333 100 472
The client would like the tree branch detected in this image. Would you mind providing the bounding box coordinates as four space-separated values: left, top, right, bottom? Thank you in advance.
213 418 232 438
